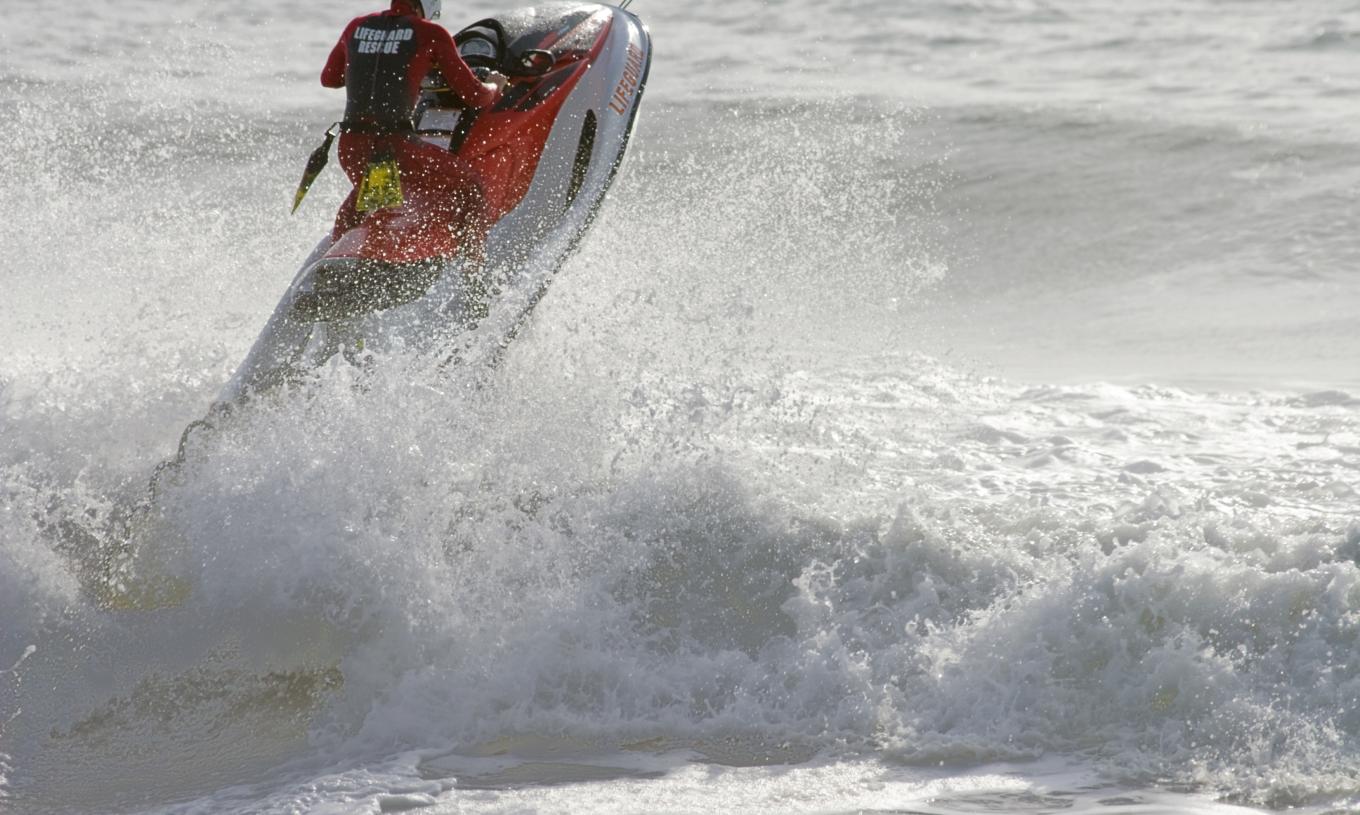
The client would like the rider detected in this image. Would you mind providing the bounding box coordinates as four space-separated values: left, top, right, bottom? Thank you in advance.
321 0 505 264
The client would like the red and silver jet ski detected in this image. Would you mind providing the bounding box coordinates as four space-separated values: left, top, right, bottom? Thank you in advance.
61 4 647 611
223 2 651 399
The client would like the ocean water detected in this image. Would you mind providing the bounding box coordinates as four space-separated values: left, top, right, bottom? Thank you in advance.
2 0 1359 813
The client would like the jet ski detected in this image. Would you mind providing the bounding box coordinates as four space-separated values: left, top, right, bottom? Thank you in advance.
224 2 651 400
49 4 649 611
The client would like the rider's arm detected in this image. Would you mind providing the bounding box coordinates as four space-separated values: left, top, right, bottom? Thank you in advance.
425 22 498 108
321 19 361 88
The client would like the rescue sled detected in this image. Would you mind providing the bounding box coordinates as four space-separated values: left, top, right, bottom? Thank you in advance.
224 2 651 399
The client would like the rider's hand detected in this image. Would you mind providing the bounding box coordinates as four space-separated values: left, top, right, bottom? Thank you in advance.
483 71 509 94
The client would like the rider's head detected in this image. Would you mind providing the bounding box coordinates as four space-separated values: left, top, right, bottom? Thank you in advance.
391 0 440 19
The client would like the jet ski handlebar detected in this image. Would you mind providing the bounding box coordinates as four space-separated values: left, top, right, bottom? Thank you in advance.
421 67 510 96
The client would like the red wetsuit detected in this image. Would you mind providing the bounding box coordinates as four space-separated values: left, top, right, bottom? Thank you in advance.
321 0 498 257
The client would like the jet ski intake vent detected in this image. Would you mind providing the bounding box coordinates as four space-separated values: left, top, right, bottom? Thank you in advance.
565 110 597 211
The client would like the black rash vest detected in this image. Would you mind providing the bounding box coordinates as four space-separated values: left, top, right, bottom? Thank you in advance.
344 15 421 129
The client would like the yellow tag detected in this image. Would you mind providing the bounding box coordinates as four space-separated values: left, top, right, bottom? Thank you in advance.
356 158 404 212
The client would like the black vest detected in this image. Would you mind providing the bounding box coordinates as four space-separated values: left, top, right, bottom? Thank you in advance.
344 15 420 129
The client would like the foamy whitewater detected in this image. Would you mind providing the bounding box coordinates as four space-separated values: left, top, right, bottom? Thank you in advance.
2 0 1358 813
